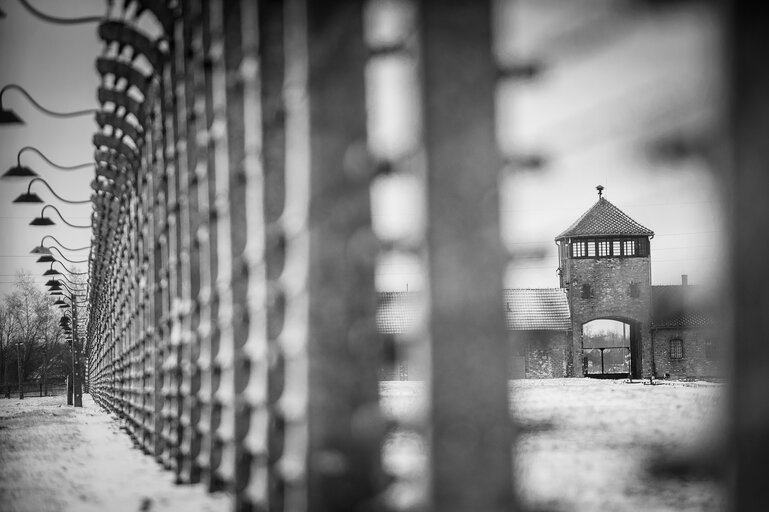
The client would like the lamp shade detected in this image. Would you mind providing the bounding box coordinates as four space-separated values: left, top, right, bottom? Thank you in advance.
13 192 43 203
36 255 55 263
31 245 52 255
45 279 61 287
0 109 23 124
48 283 62 291
49 290 63 296
30 216 55 226
54 299 66 306
43 268 61 276
2 165 38 179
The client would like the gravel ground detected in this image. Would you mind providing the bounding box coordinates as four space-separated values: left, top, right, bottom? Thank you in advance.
1 379 724 511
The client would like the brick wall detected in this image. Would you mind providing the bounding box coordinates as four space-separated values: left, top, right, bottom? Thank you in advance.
565 254 653 378
651 327 721 379
509 330 569 379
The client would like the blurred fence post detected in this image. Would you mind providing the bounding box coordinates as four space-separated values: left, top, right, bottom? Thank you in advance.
420 1 515 511
727 2 769 510
280 1 386 510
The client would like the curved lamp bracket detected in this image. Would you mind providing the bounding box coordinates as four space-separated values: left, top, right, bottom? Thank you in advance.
93 133 139 168
123 0 175 35
96 58 152 100
96 111 144 147
97 87 149 128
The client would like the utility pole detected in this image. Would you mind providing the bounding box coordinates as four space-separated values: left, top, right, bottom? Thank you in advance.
67 320 73 405
16 340 23 399
72 293 82 407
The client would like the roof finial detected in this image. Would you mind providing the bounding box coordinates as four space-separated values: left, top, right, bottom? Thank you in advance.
596 184 604 199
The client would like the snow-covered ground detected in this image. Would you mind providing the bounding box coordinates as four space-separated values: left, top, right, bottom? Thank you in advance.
0 395 230 512
381 378 725 512
0 379 723 511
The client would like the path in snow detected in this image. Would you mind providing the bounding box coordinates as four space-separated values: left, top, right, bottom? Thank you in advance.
0 394 229 512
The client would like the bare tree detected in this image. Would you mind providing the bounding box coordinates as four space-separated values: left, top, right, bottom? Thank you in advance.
0 302 19 398
0 272 82 399
35 300 62 396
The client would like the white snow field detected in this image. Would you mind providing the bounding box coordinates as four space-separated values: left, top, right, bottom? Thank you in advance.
0 379 723 511
380 378 725 512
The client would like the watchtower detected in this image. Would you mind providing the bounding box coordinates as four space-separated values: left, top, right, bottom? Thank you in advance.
555 186 654 378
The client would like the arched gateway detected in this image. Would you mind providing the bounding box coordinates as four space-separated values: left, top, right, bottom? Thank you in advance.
556 187 654 378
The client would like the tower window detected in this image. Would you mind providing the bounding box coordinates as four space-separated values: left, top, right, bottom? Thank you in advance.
629 282 640 298
567 237 649 258
669 339 684 360
581 284 592 299
572 241 586 258
638 238 649 257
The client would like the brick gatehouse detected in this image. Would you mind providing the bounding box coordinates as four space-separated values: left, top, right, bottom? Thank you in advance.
377 189 716 380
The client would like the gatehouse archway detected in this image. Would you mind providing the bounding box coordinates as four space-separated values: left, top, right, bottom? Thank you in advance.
582 318 641 378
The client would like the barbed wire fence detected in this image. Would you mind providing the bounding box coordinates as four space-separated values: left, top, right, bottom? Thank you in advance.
81 0 769 510
86 1 513 511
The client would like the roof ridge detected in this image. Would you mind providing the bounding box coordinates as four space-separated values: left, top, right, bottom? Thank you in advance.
555 197 654 239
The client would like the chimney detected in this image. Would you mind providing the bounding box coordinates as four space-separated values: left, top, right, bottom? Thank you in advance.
681 274 688 286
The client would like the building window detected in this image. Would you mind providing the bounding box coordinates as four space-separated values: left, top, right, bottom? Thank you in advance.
623 239 636 256
669 339 684 360
612 240 621 256
629 282 640 298
704 339 714 361
598 240 611 257
587 240 596 257
572 241 586 258
638 238 649 257
581 284 592 299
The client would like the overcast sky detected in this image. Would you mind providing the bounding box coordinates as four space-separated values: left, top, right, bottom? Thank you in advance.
0 0 722 300
0 0 102 297
375 0 723 292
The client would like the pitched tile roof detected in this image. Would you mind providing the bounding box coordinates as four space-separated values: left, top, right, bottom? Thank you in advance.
376 291 418 335
504 288 571 330
556 197 654 239
375 288 572 334
651 285 714 329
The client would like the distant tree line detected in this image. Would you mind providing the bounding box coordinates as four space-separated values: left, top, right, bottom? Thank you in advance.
0 273 72 398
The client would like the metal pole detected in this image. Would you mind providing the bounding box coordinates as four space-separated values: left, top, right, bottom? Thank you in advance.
67 335 73 405
728 2 769 509
281 2 386 509
420 1 515 510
